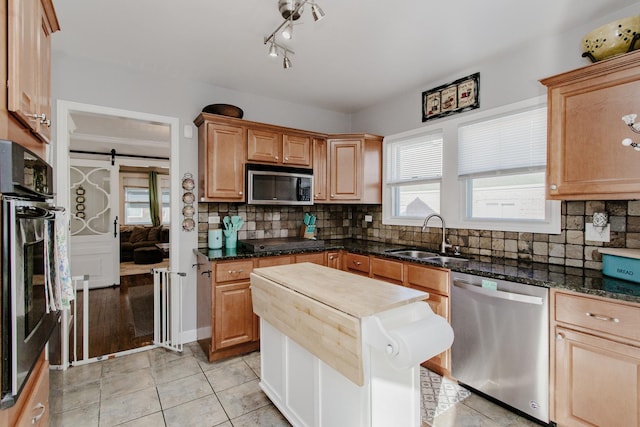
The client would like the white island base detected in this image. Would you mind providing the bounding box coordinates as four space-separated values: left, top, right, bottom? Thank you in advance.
251 263 454 427
260 319 422 427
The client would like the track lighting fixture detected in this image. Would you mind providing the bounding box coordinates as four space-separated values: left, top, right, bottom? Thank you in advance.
264 0 325 69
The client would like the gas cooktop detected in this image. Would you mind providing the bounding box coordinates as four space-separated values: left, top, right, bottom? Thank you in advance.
238 237 325 253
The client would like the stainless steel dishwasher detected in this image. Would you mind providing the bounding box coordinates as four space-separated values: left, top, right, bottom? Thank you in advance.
450 271 549 424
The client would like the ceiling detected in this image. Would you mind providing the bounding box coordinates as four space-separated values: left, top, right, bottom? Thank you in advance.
52 0 639 116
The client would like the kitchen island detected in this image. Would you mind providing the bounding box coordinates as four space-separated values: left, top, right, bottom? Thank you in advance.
251 263 454 427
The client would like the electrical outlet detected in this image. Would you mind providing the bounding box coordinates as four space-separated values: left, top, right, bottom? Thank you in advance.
585 223 610 242
364 215 373 222
209 216 220 224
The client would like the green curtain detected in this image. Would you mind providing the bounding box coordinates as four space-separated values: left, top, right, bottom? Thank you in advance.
148 170 161 227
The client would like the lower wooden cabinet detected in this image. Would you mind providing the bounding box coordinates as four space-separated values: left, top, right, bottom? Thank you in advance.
404 263 451 376
370 257 403 285
551 289 640 426
343 252 370 276
0 351 49 427
214 281 255 350
327 251 341 269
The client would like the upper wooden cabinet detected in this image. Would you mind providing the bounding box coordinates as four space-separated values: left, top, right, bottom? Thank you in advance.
541 50 640 200
7 0 59 144
196 117 246 202
324 134 382 204
247 127 311 167
312 138 328 201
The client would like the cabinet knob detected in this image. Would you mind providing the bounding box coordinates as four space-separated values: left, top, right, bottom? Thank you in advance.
330 194 335 198
275 156 279 160
238 191 243 195
353 260 361 266
555 332 564 341
549 184 557 190
329 255 335 260
284 157 289 161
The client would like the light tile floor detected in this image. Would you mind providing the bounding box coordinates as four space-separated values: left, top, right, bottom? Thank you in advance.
50 342 540 427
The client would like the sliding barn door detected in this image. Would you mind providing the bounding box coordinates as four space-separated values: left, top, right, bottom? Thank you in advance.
69 158 120 288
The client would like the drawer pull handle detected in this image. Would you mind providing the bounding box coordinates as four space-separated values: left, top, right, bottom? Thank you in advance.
353 260 361 266
228 269 244 274
32 402 46 424
586 312 619 323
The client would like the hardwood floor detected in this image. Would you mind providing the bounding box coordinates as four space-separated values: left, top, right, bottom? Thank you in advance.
72 273 155 360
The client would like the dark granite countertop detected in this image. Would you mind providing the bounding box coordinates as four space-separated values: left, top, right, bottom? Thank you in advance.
197 238 640 304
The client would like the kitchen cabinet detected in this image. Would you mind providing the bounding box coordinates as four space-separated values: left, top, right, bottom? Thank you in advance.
197 258 259 362
551 289 640 426
327 251 341 269
247 127 311 167
370 257 403 285
312 138 328 201
195 117 246 202
343 252 370 276
404 263 451 375
0 350 49 426
256 255 292 267
541 50 640 200
324 134 382 203
294 252 326 265
1 0 58 153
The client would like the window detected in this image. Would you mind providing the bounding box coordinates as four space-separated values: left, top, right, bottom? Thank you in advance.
458 106 549 223
123 184 170 225
383 130 443 225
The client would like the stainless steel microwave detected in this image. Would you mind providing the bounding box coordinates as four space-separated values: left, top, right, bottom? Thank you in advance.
246 164 313 205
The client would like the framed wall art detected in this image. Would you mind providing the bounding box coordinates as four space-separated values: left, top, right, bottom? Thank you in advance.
422 72 480 122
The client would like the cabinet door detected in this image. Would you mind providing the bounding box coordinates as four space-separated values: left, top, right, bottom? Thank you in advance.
35 1 53 142
542 52 640 200
555 327 640 427
312 138 327 201
282 134 311 166
247 128 282 164
343 252 369 275
256 256 292 267
214 282 254 349
328 138 362 201
202 123 245 201
327 252 341 269
8 0 38 129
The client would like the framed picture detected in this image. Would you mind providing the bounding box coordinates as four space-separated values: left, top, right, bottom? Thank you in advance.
422 72 480 122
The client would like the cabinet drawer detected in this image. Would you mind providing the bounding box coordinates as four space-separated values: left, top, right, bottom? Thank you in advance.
344 253 370 274
405 264 449 296
370 257 403 284
295 252 326 265
255 256 292 268
215 260 253 282
555 292 640 342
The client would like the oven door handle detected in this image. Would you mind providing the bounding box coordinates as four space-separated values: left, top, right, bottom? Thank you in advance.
16 205 55 220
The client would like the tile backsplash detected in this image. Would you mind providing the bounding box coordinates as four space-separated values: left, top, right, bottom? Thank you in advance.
198 200 640 270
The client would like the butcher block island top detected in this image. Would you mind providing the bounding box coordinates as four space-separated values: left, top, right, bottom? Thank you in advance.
251 262 428 318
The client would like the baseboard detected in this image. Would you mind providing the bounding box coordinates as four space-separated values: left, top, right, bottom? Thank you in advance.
181 328 197 344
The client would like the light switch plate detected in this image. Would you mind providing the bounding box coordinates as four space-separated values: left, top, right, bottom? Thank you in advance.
364 215 373 222
585 223 610 242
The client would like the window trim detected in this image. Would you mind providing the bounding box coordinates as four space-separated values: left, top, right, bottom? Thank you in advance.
382 127 443 226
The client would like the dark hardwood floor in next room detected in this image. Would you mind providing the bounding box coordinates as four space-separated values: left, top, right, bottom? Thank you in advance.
72 273 155 360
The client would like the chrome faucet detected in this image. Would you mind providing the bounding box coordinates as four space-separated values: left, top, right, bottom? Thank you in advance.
422 214 452 254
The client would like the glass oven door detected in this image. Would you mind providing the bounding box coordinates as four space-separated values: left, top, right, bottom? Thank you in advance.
3 197 58 401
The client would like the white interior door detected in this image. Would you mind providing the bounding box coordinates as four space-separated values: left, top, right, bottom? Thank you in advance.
69 158 120 289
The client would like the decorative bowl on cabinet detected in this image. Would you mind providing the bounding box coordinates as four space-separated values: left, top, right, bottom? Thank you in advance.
582 15 640 62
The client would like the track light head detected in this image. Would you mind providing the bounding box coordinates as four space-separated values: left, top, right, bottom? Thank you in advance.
283 55 292 69
268 42 278 57
282 20 293 40
311 3 325 22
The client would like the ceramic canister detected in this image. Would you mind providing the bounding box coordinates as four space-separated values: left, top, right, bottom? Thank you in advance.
208 229 223 249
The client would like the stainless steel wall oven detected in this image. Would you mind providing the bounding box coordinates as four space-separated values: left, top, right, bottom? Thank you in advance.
0 140 59 408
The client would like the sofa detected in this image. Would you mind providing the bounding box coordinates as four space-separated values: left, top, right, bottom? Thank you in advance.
120 225 170 262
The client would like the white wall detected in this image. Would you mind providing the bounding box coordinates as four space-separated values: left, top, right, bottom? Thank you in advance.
351 3 640 136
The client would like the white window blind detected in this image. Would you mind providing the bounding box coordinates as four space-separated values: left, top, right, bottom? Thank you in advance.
386 132 443 183
458 106 547 177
